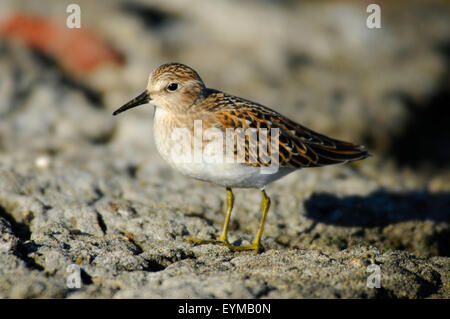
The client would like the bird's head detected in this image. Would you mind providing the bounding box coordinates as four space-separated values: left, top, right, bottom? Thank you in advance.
113 63 205 116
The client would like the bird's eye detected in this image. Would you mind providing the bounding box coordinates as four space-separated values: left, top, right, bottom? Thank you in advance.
167 83 178 92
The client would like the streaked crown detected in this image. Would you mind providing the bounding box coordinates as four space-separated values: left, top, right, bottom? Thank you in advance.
149 62 204 87
146 63 206 112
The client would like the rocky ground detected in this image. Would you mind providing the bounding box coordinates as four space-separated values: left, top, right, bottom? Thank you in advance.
0 0 449 298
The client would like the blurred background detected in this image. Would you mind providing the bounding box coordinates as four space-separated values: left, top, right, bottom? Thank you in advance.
1 0 449 176
0 0 449 272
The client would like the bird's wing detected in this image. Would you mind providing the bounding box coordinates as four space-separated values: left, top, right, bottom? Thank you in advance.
204 93 370 168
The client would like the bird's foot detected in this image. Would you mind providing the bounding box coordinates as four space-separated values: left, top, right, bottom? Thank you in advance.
187 237 227 246
188 237 260 254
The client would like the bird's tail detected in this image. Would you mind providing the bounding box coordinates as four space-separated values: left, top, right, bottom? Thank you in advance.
307 139 371 167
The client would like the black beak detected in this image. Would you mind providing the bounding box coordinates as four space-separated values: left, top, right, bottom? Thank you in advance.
112 91 151 116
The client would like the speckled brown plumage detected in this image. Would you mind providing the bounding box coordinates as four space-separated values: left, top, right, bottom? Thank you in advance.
197 91 370 168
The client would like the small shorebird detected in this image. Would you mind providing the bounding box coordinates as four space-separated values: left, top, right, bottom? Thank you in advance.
113 62 370 253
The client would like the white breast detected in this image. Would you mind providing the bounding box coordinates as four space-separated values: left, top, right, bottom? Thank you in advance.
153 107 295 188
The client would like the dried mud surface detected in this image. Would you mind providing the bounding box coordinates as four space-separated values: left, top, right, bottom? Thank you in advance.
0 0 449 298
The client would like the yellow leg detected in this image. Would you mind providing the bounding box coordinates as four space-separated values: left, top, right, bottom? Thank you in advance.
188 188 271 255
219 187 234 242
188 187 233 246
254 188 270 251
224 189 270 254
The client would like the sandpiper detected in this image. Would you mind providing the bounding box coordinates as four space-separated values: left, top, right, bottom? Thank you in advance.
113 62 370 253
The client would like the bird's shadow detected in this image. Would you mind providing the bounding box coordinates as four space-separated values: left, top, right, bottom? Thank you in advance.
303 190 450 227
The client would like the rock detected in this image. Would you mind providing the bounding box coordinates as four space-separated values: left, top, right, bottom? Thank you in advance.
0 0 449 299
0 13 124 75
0 215 19 253
0 41 115 152
0 152 449 298
0 253 67 298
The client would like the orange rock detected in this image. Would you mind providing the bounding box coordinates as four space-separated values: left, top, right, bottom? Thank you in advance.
0 12 124 75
